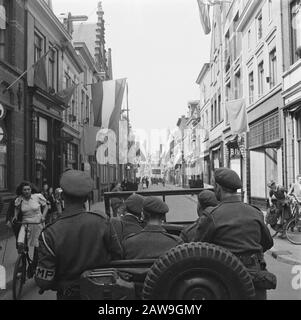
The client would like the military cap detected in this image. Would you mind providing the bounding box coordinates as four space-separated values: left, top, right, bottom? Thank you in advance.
214 168 242 191
125 194 145 215
198 190 218 208
267 180 276 188
60 170 93 197
143 196 169 215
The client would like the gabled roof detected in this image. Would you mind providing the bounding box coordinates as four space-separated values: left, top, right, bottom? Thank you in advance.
73 23 97 58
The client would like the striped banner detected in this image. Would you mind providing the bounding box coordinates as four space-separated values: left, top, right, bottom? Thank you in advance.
92 78 127 129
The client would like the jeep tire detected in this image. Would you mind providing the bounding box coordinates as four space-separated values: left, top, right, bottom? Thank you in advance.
142 242 255 300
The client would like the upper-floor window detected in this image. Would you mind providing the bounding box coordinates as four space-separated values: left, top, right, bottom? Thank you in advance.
269 48 277 88
291 0 301 64
234 70 242 99
48 46 57 91
268 0 273 22
249 71 254 105
0 0 9 61
248 29 252 50
258 61 264 98
257 12 263 41
218 94 221 123
34 32 44 62
86 95 89 123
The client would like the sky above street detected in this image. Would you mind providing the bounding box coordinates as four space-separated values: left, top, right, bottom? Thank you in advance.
52 0 211 148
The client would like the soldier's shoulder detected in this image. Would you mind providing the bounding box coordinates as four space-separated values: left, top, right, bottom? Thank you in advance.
87 210 108 220
162 231 183 243
123 231 142 242
204 205 220 217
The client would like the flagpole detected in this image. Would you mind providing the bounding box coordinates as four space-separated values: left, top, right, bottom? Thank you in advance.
3 46 55 94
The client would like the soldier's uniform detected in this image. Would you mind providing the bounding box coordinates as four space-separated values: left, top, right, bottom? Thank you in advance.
180 190 218 243
122 197 183 259
111 194 144 242
194 168 274 300
35 170 122 300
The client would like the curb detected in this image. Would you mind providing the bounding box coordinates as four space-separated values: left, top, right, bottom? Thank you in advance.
267 249 301 266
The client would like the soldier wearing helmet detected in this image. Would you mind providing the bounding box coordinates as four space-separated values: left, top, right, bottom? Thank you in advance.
35 170 122 300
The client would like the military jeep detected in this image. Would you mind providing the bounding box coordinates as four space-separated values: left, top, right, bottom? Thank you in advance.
79 189 256 300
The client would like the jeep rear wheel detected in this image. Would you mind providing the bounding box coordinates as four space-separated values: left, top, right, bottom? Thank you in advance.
142 242 255 300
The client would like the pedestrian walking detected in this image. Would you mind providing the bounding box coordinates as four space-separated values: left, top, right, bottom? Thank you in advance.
35 170 122 300
194 168 275 300
122 196 183 259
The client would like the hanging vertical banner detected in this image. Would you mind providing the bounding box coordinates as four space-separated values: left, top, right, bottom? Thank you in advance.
92 78 126 129
197 0 211 35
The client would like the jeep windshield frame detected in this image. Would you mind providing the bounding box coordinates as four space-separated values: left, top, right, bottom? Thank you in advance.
104 187 214 224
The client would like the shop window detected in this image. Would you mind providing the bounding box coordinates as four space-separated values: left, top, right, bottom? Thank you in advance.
39 117 48 142
249 113 279 149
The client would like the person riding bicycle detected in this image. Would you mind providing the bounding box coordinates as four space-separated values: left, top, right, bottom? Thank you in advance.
267 181 291 237
12 181 48 274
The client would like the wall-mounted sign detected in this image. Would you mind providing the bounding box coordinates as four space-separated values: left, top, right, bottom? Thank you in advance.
0 104 6 120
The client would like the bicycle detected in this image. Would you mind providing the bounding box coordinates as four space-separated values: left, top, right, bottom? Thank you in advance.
12 222 42 300
285 194 301 245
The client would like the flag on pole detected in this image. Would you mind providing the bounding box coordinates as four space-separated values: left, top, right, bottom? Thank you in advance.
55 84 78 106
226 99 249 134
197 0 211 35
34 55 48 91
92 78 127 129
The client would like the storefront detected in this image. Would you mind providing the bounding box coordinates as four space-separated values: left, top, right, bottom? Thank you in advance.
248 111 282 208
209 139 223 185
33 111 64 190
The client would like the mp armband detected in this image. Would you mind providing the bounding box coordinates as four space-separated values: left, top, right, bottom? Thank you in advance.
35 266 55 281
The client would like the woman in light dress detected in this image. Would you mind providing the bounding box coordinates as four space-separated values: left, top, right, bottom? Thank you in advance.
12 181 48 271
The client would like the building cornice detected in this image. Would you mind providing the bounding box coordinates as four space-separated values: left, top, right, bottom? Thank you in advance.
237 0 261 32
29 0 72 42
196 63 210 84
